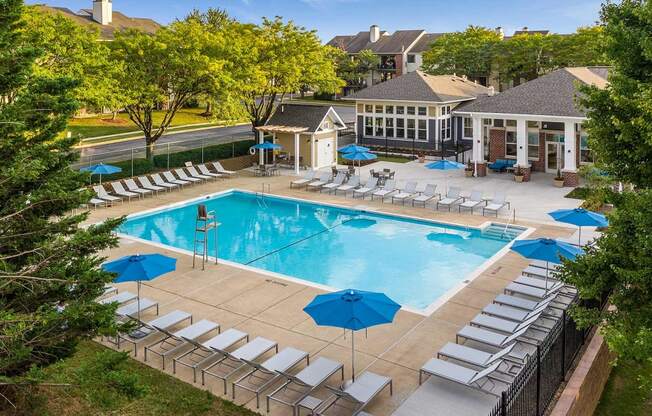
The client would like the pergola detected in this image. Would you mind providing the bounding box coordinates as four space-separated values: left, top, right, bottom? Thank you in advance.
256 125 310 175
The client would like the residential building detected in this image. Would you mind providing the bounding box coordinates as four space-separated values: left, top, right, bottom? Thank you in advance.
35 0 161 40
345 70 492 152
455 66 609 186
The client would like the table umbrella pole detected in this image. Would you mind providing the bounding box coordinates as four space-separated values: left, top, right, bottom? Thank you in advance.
352 329 355 382
578 226 582 247
137 281 141 323
545 261 549 294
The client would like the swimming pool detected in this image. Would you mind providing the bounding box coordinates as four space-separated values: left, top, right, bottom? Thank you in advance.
118 190 522 311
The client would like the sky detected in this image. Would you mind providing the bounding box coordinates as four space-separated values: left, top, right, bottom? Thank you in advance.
28 0 605 42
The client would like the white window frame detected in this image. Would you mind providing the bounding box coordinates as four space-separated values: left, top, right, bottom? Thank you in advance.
358 102 430 142
463 117 473 138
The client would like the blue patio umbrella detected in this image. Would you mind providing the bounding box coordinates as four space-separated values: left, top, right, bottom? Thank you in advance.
304 289 400 381
548 208 608 245
425 159 465 170
102 254 177 323
80 163 122 185
338 144 370 154
341 150 377 177
250 142 282 166
511 238 583 290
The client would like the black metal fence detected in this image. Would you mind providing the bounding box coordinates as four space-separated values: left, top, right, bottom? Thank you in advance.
488 295 592 416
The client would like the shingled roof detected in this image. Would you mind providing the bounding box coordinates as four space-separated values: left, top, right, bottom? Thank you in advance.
35 5 161 40
327 30 425 54
410 33 444 53
346 71 491 103
265 104 346 133
455 67 610 118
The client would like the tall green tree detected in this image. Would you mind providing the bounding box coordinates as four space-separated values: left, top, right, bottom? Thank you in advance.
496 32 557 84
0 0 123 404
422 26 501 81
111 21 228 159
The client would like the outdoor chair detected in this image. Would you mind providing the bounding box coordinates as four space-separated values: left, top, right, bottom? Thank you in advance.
198 163 224 179
392 181 418 205
93 185 122 205
124 178 153 197
335 175 360 196
436 187 463 211
470 311 552 335
211 161 237 176
483 193 510 217
353 177 378 199
173 328 249 383
232 347 309 409
306 172 332 191
412 184 439 207
529 260 561 270
437 343 520 374
201 337 278 393
458 190 484 213
110 181 140 201
483 301 558 323
290 170 315 188
503 281 571 300
102 285 118 297
174 168 202 183
493 293 567 312
314 371 392 416
371 179 397 201
187 165 214 181
151 173 180 190
87 197 107 209
522 265 561 279
321 173 346 193
266 357 344 415
418 358 505 396
98 291 137 305
137 176 166 194
456 325 534 350
115 298 159 320
514 275 561 291
162 171 190 187
118 309 192 356
144 319 219 370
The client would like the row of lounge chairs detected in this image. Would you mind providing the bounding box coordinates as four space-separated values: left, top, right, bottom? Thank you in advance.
88 162 236 208
97 288 390 415
291 171 511 216
418 261 576 396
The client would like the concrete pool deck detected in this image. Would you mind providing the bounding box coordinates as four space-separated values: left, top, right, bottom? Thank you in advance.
89 172 575 415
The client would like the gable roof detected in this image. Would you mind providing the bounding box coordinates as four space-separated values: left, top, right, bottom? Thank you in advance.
265 104 346 132
345 71 491 103
455 67 610 118
513 29 550 36
410 33 444 53
35 5 161 40
327 30 425 55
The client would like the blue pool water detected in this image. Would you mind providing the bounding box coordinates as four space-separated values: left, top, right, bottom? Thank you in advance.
119 191 515 310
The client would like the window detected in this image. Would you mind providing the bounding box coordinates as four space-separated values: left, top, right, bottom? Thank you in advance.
505 131 517 157
527 121 539 128
528 132 539 159
506 119 517 128
483 119 493 126
407 106 415 115
396 118 405 138
463 118 473 138
396 106 405 115
365 104 373 113
385 118 394 138
375 105 383 114
446 118 451 138
418 106 427 116
375 117 384 136
407 54 416 64
493 119 504 128
407 119 416 139
580 135 592 163
364 116 373 136
418 119 427 140
357 103 364 113
385 105 394 114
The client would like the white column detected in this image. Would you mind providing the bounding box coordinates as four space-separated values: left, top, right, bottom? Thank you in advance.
516 118 528 167
563 121 577 172
471 116 483 162
294 133 300 175
258 130 264 165
334 129 339 164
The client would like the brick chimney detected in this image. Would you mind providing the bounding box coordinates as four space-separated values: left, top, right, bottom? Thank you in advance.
92 0 112 25
369 25 381 43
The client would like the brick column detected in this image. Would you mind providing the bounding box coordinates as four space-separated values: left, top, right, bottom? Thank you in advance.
521 167 531 182
489 129 505 162
563 171 579 187
476 162 487 177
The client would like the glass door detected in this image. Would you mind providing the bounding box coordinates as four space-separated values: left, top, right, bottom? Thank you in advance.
545 133 565 173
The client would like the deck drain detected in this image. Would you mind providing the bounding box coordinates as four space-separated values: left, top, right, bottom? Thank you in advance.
266 279 288 287
490 266 503 275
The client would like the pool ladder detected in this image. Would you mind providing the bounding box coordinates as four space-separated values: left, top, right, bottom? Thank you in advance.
256 183 270 208
193 204 219 270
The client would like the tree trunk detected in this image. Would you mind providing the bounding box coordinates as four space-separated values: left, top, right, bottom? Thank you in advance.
111 111 118 121
201 101 213 117
145 137 155 162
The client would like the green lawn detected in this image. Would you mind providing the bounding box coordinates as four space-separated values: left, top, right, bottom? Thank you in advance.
594 359 652 416
66 109 219 140
337 154 413 165
24 340 258 416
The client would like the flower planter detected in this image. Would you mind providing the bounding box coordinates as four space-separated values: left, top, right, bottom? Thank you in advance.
465 170 474 177
553 178 565 188
418 156 425 163
514 175 525 183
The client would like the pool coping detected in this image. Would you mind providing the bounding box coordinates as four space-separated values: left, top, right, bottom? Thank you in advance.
113 188 536 317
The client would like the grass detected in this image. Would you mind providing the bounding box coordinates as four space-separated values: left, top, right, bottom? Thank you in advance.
595 359 652 416
21 340 258 416
565 186 592 200
284 96 354 106
337 154 413 165
66 109 221 140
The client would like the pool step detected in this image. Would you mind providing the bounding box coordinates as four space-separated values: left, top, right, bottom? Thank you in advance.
482 224 525 241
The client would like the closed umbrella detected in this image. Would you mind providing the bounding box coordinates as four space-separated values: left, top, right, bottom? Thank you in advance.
510 238 583 291
304 289 400 381
80 163 122 185
341 150 377 177
338 144 370 154
102 254 177 325
548 208 608 245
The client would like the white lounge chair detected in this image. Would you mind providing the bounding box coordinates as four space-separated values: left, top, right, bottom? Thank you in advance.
493 293 563 311
93 185 122 204
137 176 165 194
353 177 378 199
198 163 223 179
290 171 315 189
151 173 180 190
111 181 140 201
306 172 332 191
115 298 159 319
144 319 219 370
335 175 360 196
436 187 463 211
187 165 214 181
438 342 517 370
173 328 249 383
371 179 397 202
233 347 309 409
483 301 556 323
266 357 344 414
483 193 510 217
504 282 568 300
174 168 202 183
118 309 192 356
514 275 561 290
315 371 392 416
163 171 190 187
392 181 418 205
87 197 107 209
211 161 237 176
321 173 346 193
470 312 549 335
98 291 137 305
202 336 278 393
419 359 505 396
456 325 534 350
124 178 153 197
459 190 484 213
522 265 560 279
412 184 439 207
